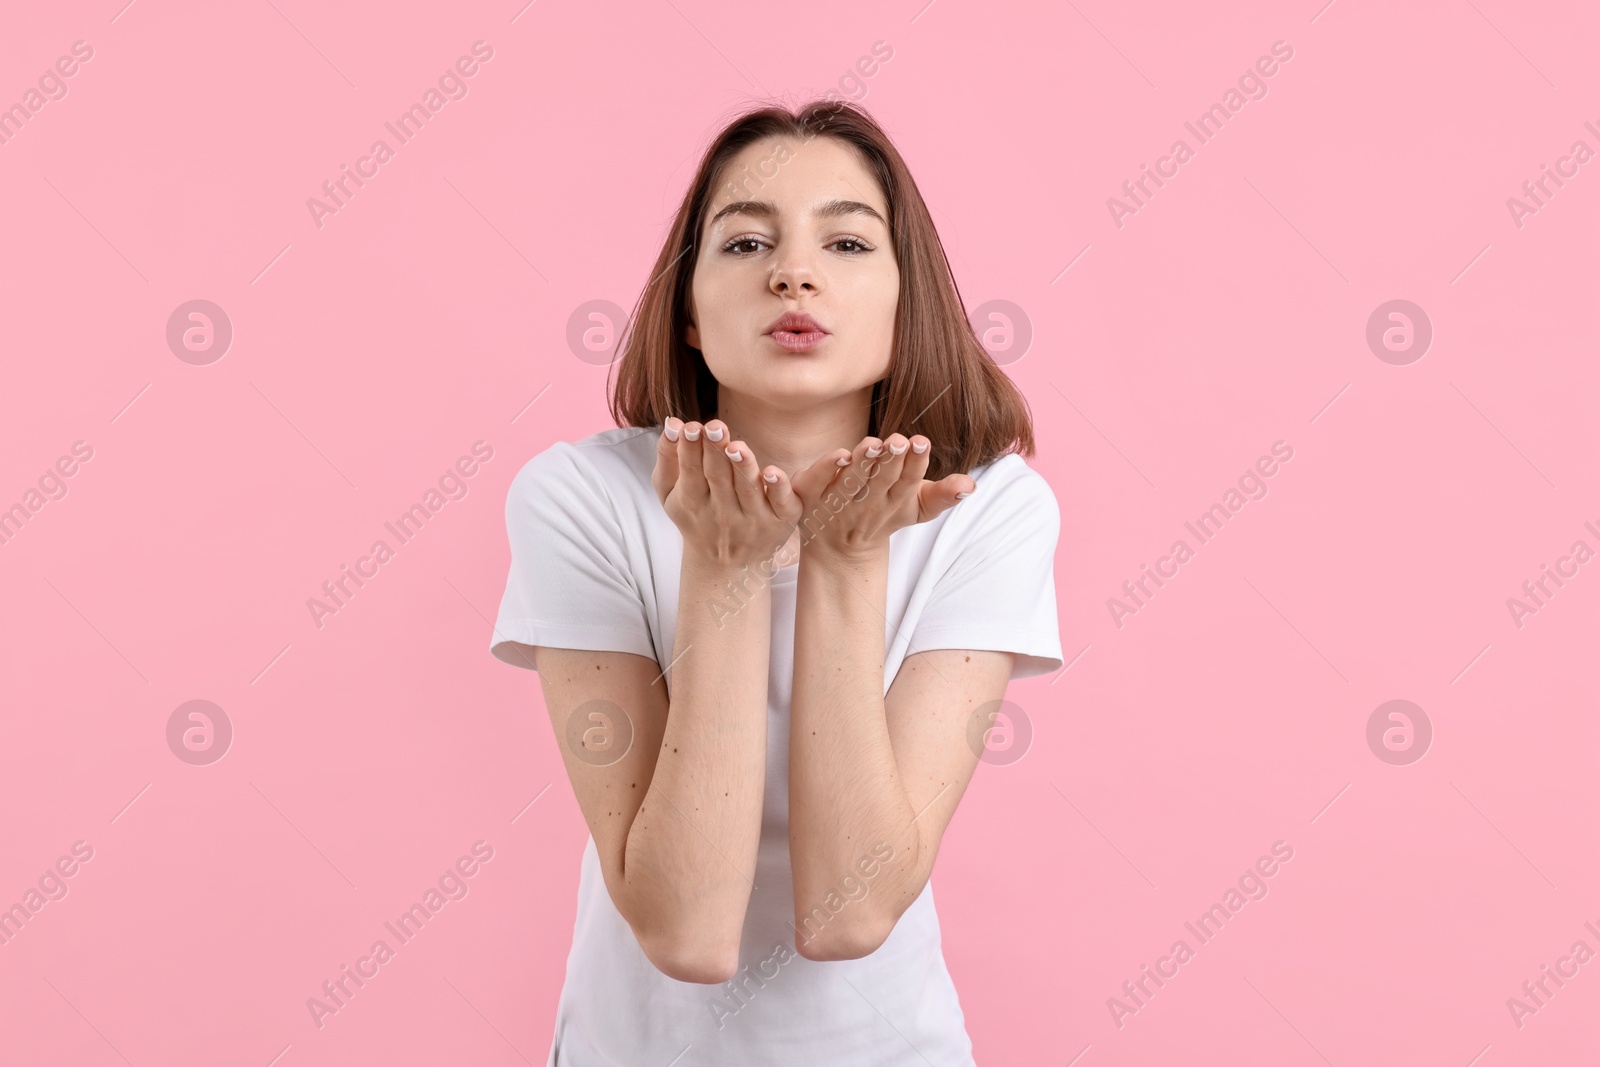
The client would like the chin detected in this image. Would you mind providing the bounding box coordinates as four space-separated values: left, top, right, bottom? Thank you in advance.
711 348 873 399
737 373 848 404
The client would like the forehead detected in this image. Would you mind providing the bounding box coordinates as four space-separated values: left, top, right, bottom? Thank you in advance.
707 135 887 223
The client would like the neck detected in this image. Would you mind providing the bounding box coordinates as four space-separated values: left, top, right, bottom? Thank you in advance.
713 385 874 476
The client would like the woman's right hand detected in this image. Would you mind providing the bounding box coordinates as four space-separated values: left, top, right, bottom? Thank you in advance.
652 417 802 570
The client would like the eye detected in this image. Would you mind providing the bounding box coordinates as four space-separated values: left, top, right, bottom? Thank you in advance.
720 236 767 256
719 235 877 257
830 236 873 255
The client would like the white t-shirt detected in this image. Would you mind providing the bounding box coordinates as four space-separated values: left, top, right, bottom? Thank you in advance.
490 425 1063 1067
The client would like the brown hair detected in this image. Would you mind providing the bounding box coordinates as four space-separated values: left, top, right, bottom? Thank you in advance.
606 98 1036 481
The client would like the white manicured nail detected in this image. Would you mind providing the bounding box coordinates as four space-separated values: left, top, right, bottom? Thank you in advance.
706 426 725 442
888 441 906 455
663 422 680 441
725 447 742 461
866 444 883 458
686 426 701 441
911 439 928 453
836 455 852 466
763 471 778 484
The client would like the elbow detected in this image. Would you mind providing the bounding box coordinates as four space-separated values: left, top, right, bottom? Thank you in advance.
637 929 741 985
792 913 894 962
609 871 744 984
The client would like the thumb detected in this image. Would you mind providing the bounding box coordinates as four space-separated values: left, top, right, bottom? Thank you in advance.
790 447 853 503
760 465 802 524
916 474 976 524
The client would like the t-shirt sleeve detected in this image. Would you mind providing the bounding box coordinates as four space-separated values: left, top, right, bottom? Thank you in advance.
488 443 657 672
906 461 1064 679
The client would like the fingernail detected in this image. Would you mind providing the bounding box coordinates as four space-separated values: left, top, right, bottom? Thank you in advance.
725 447 742 461
836 455 852 467
911 439 928 453
763 471 778 484
663 422 680 441
865 443 883 458
686 426 701 441
888 441 907 456
955 492 969 500
706 426 725 442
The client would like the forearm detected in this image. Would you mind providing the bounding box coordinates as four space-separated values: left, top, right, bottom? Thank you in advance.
622 550 770 979
788 543 923 959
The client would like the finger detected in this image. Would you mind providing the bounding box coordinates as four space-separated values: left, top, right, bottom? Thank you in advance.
885 433 930 509
865 433 910 501
719 438 767 510
717 437 760 485
760 464 800 523
652 417 683 505
917 473 977 523
835 436 882 505
791 446 855 502
675 420 709 503
699 419 738 510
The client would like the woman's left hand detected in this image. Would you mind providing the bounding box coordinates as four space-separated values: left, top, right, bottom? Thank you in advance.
788 433 975 563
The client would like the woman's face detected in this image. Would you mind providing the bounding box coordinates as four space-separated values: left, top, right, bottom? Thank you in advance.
685 135 900 409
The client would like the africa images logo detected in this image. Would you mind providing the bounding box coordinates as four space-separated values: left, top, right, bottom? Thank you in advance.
306 41 495 229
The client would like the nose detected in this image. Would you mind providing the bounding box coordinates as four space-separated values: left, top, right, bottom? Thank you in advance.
767 247 820 296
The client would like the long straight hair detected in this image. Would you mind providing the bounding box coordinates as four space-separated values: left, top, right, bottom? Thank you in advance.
607 98 1036 482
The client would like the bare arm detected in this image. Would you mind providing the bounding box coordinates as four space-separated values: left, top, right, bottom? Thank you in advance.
534 417 805 984
534 549 768 984
786 430 1005 959
788 547 1012 959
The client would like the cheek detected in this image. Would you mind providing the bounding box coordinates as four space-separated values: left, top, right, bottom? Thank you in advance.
702 293 756 350
688 271 736 339
870 258 901 304
864 271 900 340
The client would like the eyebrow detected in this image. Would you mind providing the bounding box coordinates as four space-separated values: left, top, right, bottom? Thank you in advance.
707 198 887 229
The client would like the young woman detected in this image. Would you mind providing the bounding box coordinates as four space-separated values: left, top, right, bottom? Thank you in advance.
490 98 1063 1066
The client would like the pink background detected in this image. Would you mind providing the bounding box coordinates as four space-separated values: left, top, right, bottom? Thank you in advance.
2 0 1597 1063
